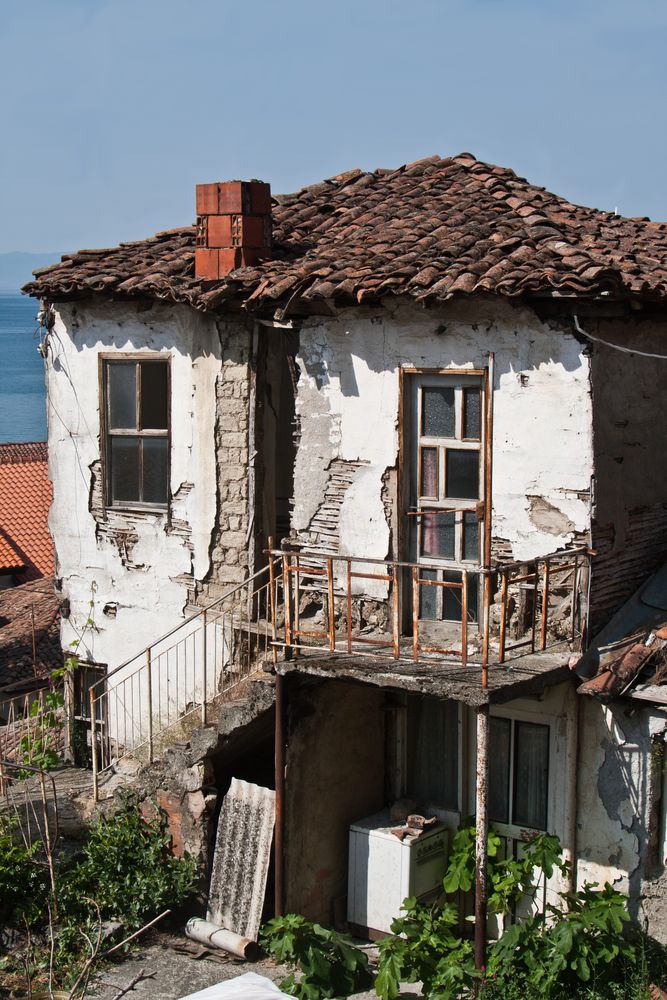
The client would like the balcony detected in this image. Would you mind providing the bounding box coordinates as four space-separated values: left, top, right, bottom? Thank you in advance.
267 544 589 704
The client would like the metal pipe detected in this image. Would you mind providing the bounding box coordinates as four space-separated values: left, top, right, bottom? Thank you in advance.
146 648 153 763
268 536 278 665
90 687 98 801
474 704 490 972
412 565 419 662
274 673 286 917
185 918 258 959
540 560 551 650
498 571 508 664
202 610 208 725
461 569 468 667
563 684 580 893
327 558 335 651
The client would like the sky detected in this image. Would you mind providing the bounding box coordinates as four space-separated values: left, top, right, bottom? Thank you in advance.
1 0 666 254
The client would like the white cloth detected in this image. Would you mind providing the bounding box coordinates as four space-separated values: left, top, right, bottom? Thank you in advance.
178 971 293 1000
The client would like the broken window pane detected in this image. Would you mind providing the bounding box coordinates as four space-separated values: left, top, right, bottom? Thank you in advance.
110 437 140 502
419 568 438 620
143 438 169 503
420 447 438 498
446 449 479 499
513 721 549 829
421 512 455 559
140 362 169 430
488 716 511 824
422 387 455 438
108 363 136 429
407 696 459 811
463 387 481 440
442 570 479 623
463 510 480 561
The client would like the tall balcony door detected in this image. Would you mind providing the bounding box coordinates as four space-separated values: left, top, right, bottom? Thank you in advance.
403 370 488 628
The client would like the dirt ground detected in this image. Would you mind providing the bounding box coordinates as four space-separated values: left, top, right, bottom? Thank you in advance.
87 931 421 1000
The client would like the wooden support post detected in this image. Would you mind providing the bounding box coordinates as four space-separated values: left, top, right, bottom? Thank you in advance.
274 673 286 917
474 704 490 973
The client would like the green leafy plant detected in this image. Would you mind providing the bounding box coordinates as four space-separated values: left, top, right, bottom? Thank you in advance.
260 913 373 1000
487 881 634 998
59 793 197 931
18 582 99 776
375 896 477 1000
0 794 198 993
0 815 50 926
375 824 662 1000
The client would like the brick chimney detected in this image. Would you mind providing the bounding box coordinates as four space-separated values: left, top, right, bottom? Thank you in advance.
195 180 272 280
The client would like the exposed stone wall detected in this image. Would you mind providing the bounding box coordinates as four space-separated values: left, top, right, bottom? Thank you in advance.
200 319 253 601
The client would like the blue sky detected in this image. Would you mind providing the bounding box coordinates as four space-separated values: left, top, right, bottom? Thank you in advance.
1 0 666 253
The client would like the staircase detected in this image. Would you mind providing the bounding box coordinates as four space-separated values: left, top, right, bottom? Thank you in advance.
87 559 280 800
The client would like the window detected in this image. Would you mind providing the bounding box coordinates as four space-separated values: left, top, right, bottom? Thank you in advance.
488 716 550 831
103 358 170 508
410 373 484 624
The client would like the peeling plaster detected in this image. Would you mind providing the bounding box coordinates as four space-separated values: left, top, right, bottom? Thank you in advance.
46 301 222 667
292 299 593 564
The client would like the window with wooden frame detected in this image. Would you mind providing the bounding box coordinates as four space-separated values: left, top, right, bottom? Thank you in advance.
409 373 484 624
488 716 550 832
102 357 170 508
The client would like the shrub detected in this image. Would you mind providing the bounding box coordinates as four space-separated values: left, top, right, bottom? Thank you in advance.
260 913 373 1000
59 794 197 931
0 815 50 926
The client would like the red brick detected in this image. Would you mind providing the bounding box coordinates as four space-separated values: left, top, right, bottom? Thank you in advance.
195 247 220 280
207 215 235 248
196 183 220 215
240 214 270 248
217 247 244 273
249 182 271 214
218 181 246 214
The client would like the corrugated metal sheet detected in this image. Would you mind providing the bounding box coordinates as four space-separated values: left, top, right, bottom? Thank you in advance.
207 778 275 941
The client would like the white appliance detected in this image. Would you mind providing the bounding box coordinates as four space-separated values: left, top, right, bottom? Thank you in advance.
347 810 449 935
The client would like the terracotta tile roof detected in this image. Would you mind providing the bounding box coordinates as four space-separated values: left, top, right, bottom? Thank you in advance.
0 442 54 582
24 153 667 315
0 577 62 689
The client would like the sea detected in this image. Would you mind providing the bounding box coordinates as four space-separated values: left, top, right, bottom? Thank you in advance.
0 291 47 443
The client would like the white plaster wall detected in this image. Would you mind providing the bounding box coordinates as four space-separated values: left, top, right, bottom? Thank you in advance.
293 299 593 564
46 300 221 670
576 698 667 919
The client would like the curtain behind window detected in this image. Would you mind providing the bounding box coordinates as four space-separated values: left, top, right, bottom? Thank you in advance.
406 696 459 811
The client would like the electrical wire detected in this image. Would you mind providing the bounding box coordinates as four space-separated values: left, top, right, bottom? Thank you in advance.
573 314 667 360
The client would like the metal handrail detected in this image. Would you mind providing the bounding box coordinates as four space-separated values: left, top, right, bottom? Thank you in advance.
89 563 275 691
88 561 278 799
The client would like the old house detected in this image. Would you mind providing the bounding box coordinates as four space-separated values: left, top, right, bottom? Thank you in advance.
24 154 667 949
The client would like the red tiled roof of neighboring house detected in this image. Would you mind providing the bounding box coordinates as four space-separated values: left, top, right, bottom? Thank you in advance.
24 153 667 315
0 442 54 582
0 577 62 690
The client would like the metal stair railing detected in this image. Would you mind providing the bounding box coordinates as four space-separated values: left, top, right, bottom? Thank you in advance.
88 557 279 800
